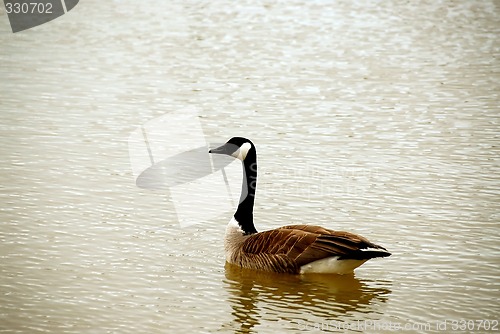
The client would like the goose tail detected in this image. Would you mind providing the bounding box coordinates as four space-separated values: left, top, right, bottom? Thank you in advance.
339 249 391 260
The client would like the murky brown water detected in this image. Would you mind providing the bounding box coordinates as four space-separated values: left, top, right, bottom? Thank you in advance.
1 1 499 333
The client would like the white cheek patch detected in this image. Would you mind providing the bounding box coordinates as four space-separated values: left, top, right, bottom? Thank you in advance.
231 142 251 161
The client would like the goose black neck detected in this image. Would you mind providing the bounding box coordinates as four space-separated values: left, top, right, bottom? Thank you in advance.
234 147 258 235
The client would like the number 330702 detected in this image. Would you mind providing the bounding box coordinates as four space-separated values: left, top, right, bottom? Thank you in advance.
5 2 53 14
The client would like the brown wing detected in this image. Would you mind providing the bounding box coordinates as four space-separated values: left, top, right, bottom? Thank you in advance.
282 225 388 251
241 224 390 273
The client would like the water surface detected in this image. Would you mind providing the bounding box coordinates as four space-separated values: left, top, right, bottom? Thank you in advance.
1 1 499 333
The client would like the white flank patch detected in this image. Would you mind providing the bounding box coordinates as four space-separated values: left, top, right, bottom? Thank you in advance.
300 257 368 275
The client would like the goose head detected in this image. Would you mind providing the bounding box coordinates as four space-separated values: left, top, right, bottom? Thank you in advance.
209 137 254 161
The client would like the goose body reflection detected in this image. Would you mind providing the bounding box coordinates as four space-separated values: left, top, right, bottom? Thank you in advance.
223 263 391 333
210 137 391 274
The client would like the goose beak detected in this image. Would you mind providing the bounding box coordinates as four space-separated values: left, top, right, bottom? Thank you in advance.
209 144 229 155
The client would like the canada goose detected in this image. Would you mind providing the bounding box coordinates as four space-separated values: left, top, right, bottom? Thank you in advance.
209 137 391 274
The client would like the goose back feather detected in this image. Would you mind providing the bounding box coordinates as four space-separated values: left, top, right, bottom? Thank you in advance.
226 222 390 274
